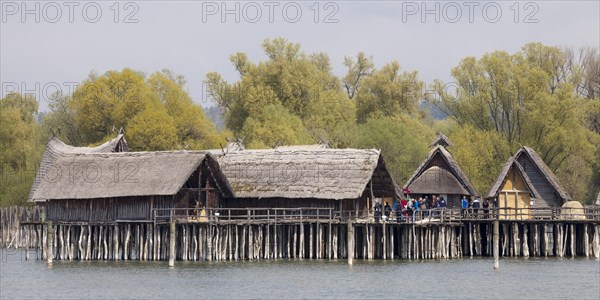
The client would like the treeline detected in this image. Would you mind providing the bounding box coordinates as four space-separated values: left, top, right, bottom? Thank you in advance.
1 38 598 207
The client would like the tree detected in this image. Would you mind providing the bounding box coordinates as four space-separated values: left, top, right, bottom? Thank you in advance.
349 115 434 185
355 61 424 123
127 104 178 151
44 69 226 151
205 38 355 145
343 52 374 99
0 93 40 206
240 104 313 148
432 44 599 202
448 125 511 195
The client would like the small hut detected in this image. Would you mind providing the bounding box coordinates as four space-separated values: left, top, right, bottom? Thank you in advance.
216 147 398 217
487 158 540 220
404 140 478 208
30 150 232 223
488 146 571 219
512 146 571 207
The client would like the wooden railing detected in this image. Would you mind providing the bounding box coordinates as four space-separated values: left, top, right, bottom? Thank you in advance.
152 206 600 224
153 207 337 224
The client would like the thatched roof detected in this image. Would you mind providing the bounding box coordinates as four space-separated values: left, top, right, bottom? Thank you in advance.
28 135 128 202
486 158 540 199
429 134 453 148
404 145 478 196
515 146 571 201
276 144 329 150
31 151 217 201
407 166 469 195
217 148 397 200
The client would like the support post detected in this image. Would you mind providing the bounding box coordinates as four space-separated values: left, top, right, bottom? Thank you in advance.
47 221 54 265
169 221 176 267
347 221 354 265
493 220 499 270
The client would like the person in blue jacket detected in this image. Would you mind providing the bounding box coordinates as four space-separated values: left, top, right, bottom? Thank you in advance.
461 196 469 218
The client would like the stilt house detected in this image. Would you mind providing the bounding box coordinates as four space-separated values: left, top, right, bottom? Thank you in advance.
487 146 571 219
215 148 398 217
404 135 478 207
29 136 233 223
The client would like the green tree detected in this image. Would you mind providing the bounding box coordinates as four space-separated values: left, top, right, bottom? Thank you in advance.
349 116 434 185
355 61 424 123
432 43 599 202
0 93 40 206
205 38 355 145
127 104 178 151
43 69 225 151
447 125 511 195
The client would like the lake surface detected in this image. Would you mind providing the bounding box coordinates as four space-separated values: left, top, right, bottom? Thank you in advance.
1 249 599 299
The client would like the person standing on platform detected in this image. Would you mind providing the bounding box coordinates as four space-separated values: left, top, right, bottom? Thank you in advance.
472 198 481 219
482 198 490 219
384 202 392 221
461 196 469 218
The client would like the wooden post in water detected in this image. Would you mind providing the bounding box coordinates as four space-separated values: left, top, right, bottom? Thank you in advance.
47 221 54 265
169 221 176 267
493 220 499 270
347 222 354 265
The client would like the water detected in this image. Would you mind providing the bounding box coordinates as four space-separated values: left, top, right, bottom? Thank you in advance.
1 250 599 299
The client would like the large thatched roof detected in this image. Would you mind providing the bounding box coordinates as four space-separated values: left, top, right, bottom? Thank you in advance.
515 146 571 201
486 157 540 199
31 151 215 201
217 148 397 200
28 135 128 202
404 145 478 196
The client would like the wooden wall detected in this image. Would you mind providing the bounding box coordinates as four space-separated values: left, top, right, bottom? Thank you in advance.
517 155 562 207
46 196 174 223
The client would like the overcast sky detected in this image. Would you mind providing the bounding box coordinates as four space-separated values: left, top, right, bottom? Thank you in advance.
1 0 599 111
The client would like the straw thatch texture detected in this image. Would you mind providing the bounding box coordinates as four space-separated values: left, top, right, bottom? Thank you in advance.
217 148 393 200
486 158 540 199
276 144 329 150
28 135 128 202
516 146 571 201
404 145 478 196
31 151 207 201
407 166 469 195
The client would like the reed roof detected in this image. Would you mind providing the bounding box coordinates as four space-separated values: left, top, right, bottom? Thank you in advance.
217 148 397 200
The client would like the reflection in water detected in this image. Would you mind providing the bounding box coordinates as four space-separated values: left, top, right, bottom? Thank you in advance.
1 250 599 299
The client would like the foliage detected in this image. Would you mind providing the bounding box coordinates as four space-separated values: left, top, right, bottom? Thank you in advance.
205 38 355 145
447 125 511 195
432 43 599 202
0 93 41 207
355 61 424 123
45 69 226 151
348 116 434 185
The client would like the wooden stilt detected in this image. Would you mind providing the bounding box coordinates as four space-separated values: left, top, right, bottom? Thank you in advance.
493 220 499 270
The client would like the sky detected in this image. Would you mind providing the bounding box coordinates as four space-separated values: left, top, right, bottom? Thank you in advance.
1 0 599 112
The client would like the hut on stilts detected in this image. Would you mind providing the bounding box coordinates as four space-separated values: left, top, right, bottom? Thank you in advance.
403 134 478 207
3 135 599 262
487 146 571 219
216 148 397 215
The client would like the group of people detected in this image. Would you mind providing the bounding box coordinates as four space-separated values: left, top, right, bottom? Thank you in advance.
374 195 493 223
461 196 491 219
374 195 449 223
